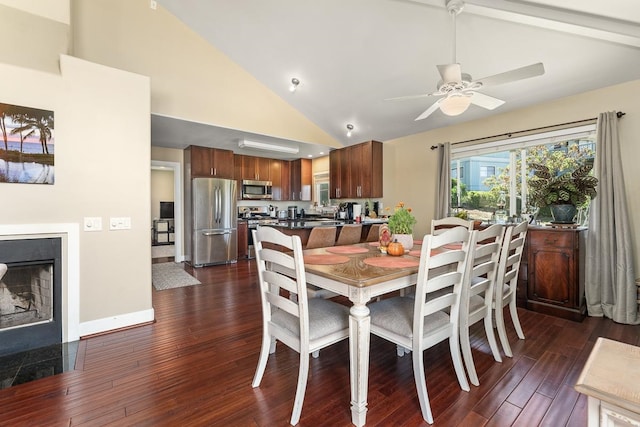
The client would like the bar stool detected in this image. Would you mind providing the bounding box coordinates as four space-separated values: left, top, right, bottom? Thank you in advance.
336 224 363 246
364 224 381 243
305 226 337 249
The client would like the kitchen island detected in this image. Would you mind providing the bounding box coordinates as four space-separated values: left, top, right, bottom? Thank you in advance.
269 218 386 248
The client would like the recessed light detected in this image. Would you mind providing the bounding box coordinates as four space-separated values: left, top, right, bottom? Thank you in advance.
289 78 300 92
346 124 354 138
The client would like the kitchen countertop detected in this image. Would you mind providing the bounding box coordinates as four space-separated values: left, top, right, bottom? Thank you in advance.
269 218 387 230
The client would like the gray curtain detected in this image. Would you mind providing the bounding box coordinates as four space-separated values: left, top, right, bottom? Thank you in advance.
585 112 639 324
436 142 451 219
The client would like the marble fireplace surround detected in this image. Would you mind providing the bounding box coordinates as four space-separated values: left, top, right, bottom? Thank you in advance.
0 223 80 345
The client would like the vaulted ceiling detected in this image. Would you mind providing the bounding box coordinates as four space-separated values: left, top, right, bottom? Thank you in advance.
152 0 640 158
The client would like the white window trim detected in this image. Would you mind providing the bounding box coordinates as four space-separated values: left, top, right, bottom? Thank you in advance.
451 124 596 159
450 123 597 217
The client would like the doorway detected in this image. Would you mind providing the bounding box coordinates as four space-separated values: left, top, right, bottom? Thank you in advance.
151 160 183 262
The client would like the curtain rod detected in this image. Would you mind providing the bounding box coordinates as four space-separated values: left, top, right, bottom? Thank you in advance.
430 111 626 150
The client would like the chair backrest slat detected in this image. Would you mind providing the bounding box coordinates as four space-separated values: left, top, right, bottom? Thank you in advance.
460 224 505 318
495 221 528 302
414 226 472 347
431 217 474 235
253 227 308 333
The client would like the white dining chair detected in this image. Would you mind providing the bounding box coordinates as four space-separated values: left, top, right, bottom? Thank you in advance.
251 227 350 426
431 217 474 236
493 220 528 357
368 226 473 424
459 224 505 387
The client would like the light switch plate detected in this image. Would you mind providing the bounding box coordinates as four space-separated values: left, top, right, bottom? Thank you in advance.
110 217 132 230
84 217 102 231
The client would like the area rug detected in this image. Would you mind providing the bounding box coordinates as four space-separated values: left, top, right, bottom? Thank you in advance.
152 262 200 290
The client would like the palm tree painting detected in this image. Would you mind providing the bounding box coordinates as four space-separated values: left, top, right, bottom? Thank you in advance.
0 102 54 184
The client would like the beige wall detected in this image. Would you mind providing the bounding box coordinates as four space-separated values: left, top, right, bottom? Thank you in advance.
0 0 69 23
312 155 329 175
383 79 640 272
72 0 340 149
151 170 174 222
0 2 69 73
151 146 183 164
0 54 152 332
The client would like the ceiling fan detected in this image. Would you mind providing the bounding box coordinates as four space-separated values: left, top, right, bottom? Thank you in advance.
388 0 545 121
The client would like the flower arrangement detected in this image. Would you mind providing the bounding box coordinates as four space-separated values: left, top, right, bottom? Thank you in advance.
386 202 417 234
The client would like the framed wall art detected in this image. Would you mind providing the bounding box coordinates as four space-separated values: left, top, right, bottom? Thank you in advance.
0 102 54 184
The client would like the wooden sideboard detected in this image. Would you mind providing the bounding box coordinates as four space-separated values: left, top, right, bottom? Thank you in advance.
518 226 586 322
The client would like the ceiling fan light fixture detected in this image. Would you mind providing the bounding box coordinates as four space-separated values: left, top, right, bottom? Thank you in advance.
440 95 471 116
238 139 299 154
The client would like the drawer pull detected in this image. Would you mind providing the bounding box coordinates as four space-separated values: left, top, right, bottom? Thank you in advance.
544 238 558 245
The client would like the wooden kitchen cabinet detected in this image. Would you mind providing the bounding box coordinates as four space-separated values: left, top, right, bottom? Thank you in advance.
329 149 344 198
290 158 311 201
237 220 248 259
329 140 383 199
330 148 353 199
350 141 382 198
237 155 271 181
525 226 586 321
186 145 234 179
235 154 279 200
269 159 284 201
280 160 291 201
233 154 243 199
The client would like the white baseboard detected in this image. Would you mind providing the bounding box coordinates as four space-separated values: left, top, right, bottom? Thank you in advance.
78 308 155 338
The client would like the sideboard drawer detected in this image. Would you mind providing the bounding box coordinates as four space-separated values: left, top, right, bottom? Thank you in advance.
530 230 574 249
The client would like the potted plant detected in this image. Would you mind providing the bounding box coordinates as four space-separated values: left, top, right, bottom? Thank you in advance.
528 162 598 223
386 202 417 250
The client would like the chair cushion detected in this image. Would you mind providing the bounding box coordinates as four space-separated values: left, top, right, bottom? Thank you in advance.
272 298 349 341
369 296 450 339
469 295 485 312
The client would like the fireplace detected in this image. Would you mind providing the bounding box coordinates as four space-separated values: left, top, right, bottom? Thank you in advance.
0 238 62 357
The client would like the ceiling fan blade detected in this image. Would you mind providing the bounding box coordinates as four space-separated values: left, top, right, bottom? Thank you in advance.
437 64 462 83
476 62 545 88
414 100 442 121
469 92 505 110
385 93 431 102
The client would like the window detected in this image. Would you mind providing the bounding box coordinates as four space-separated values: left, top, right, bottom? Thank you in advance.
480 165 495 178
451 166 464 179
450 124 596 223
313 172 330 207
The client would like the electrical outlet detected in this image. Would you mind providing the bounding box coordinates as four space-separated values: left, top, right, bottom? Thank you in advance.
150 0 157 10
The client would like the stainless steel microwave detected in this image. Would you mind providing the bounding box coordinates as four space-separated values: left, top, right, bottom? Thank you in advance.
242 180 273 200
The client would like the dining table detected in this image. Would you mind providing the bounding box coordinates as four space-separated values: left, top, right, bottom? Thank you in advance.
300 241 423 427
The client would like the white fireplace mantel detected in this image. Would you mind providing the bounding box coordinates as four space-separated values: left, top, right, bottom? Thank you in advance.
0 223 80 343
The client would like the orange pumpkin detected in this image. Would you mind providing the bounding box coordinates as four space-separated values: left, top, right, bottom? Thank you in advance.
387 240 405 256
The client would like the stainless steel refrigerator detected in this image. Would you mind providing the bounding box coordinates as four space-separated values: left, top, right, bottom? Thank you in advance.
185 177 237 267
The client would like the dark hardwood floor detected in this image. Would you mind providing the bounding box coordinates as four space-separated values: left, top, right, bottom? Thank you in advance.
0 258 637 426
